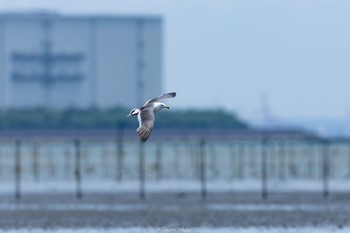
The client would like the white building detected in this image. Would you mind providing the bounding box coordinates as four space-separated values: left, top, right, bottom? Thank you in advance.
0 12 163 109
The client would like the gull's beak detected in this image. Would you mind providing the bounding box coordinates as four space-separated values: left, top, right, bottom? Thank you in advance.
127 114 131 117
164 105 170 109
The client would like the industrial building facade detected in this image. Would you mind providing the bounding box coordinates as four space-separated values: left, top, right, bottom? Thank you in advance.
0 12 163 109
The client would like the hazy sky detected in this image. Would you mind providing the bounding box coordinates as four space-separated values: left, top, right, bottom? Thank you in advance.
1 0 350 121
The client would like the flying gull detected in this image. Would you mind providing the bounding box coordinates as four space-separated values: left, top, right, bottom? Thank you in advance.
127 92 176 141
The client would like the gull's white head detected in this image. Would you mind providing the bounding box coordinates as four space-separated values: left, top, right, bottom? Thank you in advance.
127 108 140 117
154 102 170 113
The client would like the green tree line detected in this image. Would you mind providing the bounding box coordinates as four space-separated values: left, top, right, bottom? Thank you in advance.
0 107 248 129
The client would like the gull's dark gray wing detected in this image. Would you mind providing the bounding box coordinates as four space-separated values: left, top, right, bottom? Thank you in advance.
145 92 176 105
136 107 155 142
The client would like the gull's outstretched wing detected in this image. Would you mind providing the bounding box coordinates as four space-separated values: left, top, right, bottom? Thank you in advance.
145 92 176 105
136 107 155 142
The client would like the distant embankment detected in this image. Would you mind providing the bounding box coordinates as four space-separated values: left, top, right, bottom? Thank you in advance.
0 128 317 141
0 108 317 141
0 107 247 130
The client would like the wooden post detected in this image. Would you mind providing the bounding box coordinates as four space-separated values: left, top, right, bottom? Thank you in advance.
15 140 21 200
199 139 207 200
74 139 82 199
64 147 71 179
278 140 286 181
189 144 197 178
32 142 39 181
116 130 124 181
210 145 218 178
348 140 350 178
195 144 200 179
0 147 2 177
155 143 163 181
322 139 330 198
229 144 236 179
139 141 145 200
237 143 244 179
173 143 180 177
306 143 313 179
261 137 268 200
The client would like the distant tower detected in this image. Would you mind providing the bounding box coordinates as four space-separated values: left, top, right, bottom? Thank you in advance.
259 92 272 125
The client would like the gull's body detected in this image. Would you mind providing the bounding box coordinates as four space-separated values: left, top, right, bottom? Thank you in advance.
128 92 176 141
